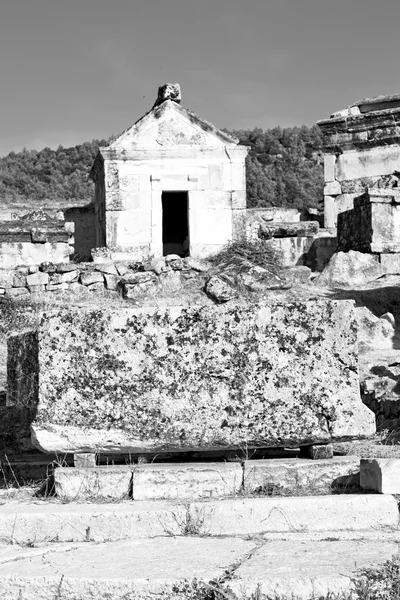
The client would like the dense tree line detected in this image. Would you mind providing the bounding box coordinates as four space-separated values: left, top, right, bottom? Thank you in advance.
0 126 324 210
232 125 324 210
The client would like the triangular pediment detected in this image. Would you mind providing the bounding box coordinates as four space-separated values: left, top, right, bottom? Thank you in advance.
108 101 238 150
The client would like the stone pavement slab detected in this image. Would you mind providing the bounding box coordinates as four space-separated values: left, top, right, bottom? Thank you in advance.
0 494 397 545
230 539 400 599
0 536 397 599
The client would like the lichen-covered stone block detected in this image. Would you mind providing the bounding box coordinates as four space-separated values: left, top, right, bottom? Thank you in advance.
7 301 375 454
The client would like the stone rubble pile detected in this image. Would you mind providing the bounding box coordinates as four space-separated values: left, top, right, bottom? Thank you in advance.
0 254 211 299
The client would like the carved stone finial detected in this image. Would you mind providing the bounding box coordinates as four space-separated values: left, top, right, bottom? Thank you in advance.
154 83 181 107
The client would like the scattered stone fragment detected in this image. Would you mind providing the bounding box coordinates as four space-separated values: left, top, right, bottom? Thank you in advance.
29 284 46 295
6 288 29 298
314 251 385 288
91 247 112 263
144 256 171 275
12 272 26 288
80 271 104 286
86 281 105 292
26 272 49 286
28 266 38 274
95 263 119 276
184 256 210 272
159 270 181 291
48 273 62 285
205 275 237 303
124 280 157 298
47 283 69 292
356 307 395 349
115 263 130 276
39 261 57 274
0 271 14 289
57 263 79 273
122 272 157 285
282 266 312 285
165 254 184 270
104 273 119 291
236 264 287 292
60 270 79 284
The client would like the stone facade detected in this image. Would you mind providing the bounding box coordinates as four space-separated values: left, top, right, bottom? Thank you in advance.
8 301 375 454
90 84 249 261
318 94 400 228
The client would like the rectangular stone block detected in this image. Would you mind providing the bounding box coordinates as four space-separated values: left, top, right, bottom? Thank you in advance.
54 466 132 502
132 462 242 500
259 221 319 239
336 145 400 181
243 456 360 496
324 155 336 182
338 192 400 253
8 301 375 454
380 253 400 274
360 458 400 494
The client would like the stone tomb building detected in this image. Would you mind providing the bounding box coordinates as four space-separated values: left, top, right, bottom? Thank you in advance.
318 93 400 229
90 84 249 260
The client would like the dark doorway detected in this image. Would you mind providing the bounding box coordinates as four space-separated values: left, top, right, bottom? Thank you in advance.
162 191 189 257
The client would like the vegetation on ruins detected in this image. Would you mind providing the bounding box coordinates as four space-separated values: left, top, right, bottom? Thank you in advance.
0 125 324 210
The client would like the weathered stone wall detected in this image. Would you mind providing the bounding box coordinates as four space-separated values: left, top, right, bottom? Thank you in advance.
0 219 74 268
8 301 375 454
0 254 208 299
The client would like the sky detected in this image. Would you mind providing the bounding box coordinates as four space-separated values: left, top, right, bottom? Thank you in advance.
1 0 400 157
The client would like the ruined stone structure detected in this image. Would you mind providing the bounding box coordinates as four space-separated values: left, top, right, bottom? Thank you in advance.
90 84 249 261
0 211 74 269
318 94 400 229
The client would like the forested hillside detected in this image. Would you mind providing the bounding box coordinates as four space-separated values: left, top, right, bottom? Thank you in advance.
0 125 324 210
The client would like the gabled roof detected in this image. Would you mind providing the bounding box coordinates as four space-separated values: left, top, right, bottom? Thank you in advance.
105 99 239 151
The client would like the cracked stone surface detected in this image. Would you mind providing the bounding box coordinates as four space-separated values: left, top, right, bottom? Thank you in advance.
0 536 397 599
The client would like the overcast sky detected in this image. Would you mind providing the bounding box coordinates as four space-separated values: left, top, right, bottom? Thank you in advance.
1 0 399 156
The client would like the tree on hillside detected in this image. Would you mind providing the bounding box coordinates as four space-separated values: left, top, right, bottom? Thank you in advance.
0 126 324 211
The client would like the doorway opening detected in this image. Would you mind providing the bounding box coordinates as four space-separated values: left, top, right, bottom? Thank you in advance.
162 191 189 257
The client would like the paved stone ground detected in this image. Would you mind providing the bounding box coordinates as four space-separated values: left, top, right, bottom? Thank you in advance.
0 495 397 598
0 533 398 599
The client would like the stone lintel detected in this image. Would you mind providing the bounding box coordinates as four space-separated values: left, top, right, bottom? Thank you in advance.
259 221 319 239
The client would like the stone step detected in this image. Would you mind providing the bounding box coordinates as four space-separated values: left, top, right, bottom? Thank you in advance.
0 495 397 546
0 534 398 599
53 456 361 502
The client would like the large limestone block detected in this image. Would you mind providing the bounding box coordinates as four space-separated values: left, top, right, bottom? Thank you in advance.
360 458 400 493
335 145 400 181
7 302 375 454
314 251 385 288
132 462 242 500
54 466 132 502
